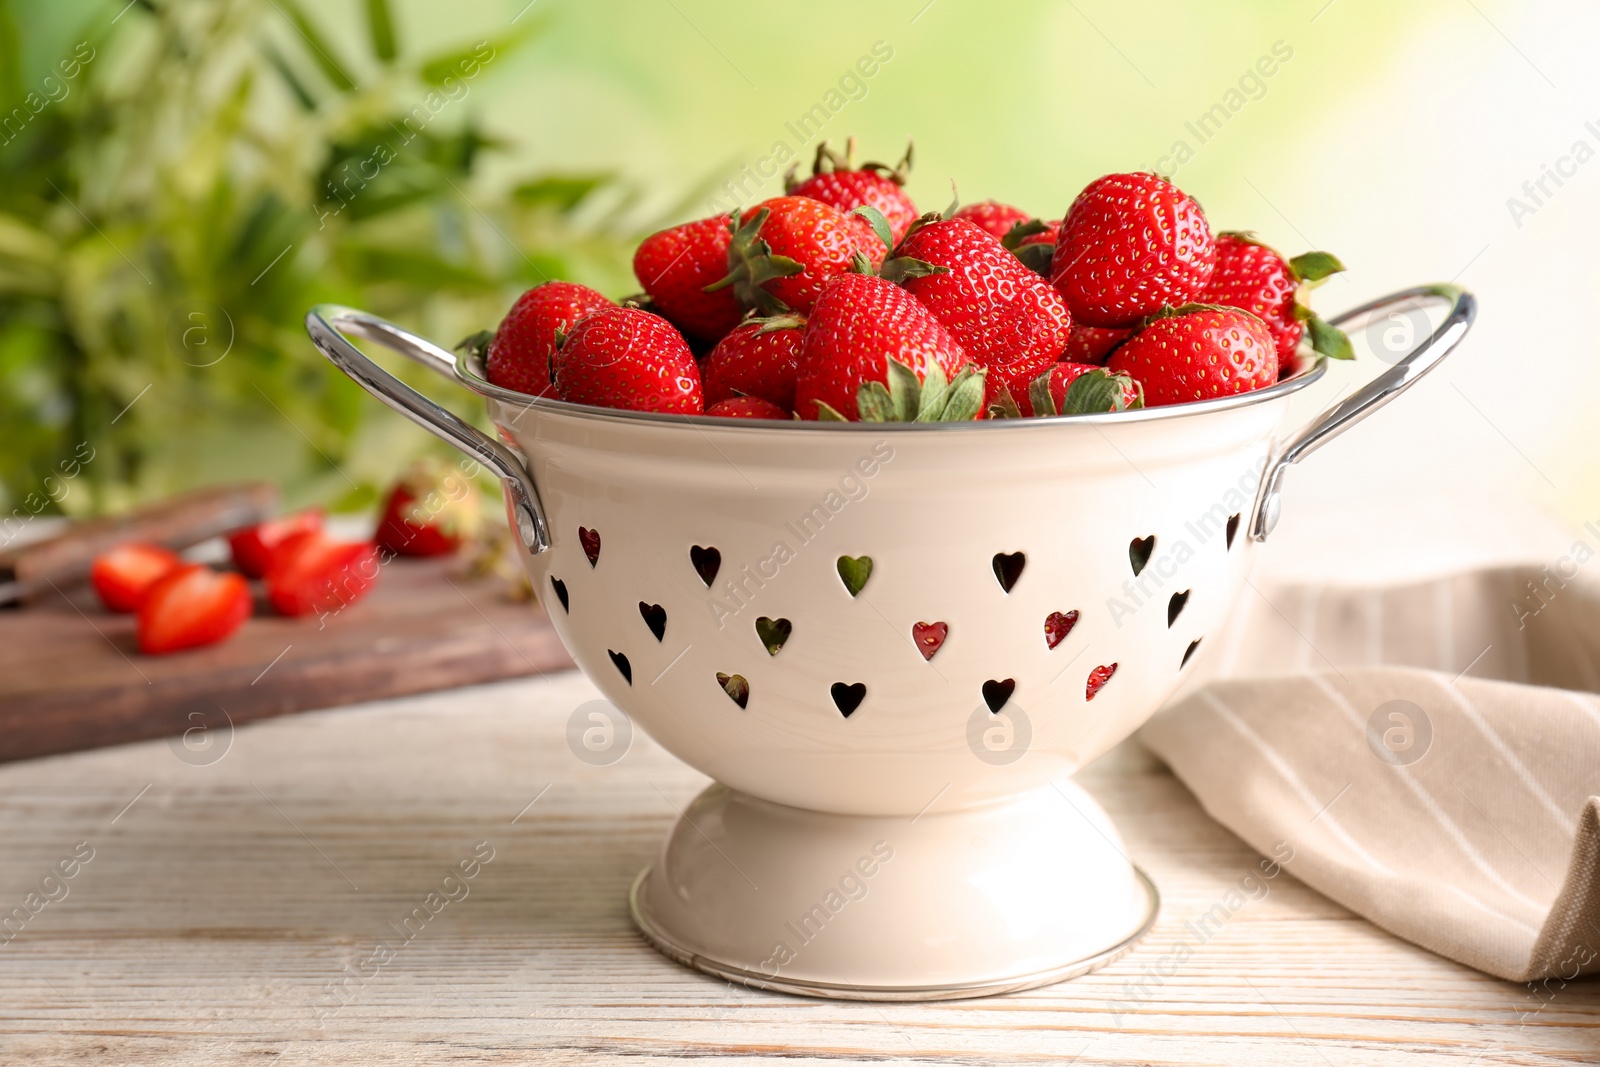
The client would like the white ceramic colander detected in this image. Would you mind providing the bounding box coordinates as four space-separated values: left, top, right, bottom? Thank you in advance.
306 284 1473 1000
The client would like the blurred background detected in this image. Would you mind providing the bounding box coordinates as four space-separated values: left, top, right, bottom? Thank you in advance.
3 0 1595 528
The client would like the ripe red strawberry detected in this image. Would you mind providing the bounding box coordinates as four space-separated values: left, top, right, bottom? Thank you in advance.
137 565 251 654
1085 662 1118 700
714 196 882 317
228 509 323 579
91 541 184 613
1201 234 1350 363
952 200 1031 240
1052 172 1216 327
266 530 381 618
702 315 804 411
707 396 790 419
1019 362 1143 417
553 306 703 414
788 139 919 245
375 459 481 558
485 281 614 397
1061 324 1130 365
633 214 743 343
1107 306 1276 407
887 217 1072 409
793 273 970 421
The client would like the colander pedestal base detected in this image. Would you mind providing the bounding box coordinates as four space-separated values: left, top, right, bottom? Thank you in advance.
629 779 1158 1001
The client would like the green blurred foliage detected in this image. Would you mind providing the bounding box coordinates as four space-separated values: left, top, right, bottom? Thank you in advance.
0 0 639 517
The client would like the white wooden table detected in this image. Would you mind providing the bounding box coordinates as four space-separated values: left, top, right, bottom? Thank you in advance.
1 670 1595 1065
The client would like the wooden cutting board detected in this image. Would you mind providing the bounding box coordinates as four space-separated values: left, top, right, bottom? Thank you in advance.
0 556 574 764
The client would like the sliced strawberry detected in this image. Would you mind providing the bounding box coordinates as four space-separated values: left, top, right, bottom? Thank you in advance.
266 531 381 618
374 460 481 558
136 565 251 655
706 396 790 419
91 541 185 613
228 509 324 579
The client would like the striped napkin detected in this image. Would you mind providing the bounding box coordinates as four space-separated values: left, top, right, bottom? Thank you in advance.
1142 546 1600 983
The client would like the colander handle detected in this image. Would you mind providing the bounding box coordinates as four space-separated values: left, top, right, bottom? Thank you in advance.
303 305 551 556
1249 284 1475 541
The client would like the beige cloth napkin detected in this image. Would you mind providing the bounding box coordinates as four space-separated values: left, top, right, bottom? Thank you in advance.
1141 563 1600 982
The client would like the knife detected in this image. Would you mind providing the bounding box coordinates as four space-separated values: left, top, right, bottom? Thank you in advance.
0 482 279 605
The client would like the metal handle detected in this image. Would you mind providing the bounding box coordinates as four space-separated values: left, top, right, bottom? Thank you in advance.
1249 284 1475 541
304 305 550 555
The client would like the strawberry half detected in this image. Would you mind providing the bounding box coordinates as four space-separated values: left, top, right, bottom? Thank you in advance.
787 138 920 245
228 509 324 579
702 315 805 411
266 530 381 618
1107 305 1276 407
91 541 184 613
1052 172 1216 327
137 565 251 655
707 396 791 419
793 273 971 421
552 306 704 414
885 216 1072 410
483 281 615 397
712 196 882 317
375 458 482 558
633 214 744 343
1201 233 1351 364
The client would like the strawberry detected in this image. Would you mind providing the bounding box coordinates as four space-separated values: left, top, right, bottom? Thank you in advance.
702 315 805 411
266 530 381 618
1019 362 1143 417
1052 172 1216 327
137 565 251 655
1107 305 1276 407
91 541 184 613
712 196 882 317
483 281 614 397
885 217 1072 410
375 458 482 558
952 200 1031 240
793 273 972 421
787 138 920 245
707 396 790 419
1201 234 1351 363
1061 324 1130 365
552 306 703 414
228 509 324 579
633 214 744 343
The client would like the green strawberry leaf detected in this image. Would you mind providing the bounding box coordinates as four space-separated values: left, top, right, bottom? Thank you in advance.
1012 242 1053 278
706 206 804 316
1028 371 1058 418
932 364 986 422
454 329 494 361
1001 219 1049 250
813 400 850 421
942 180 959 220
1305 312 1355 360
1059 368 1143 414
848 251 875 275
752 313 805 334
878 255 948 285
851 205 894 255
987 386 1023 420
1289 251 1346 285
886 357 923 421
856 381 897 422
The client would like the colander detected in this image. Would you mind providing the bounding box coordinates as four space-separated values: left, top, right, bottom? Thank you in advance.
305 284 1474 1000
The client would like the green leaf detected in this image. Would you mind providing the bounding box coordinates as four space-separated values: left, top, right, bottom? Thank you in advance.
856 381 897 423
813 401 850 421
276 0 356 92
455 329 494 361
888 357 925 421
878 255 947 285
836 555 873 597
511 174 609 212
419 22 543 86
933 365 986 421
0 0 22 105
1305 312 1355 360
262 44 318 110
987 386 1022 420
1012 242 1053 278
912 359 947 421
365 0 398 62
1289 250 1346 285
1001 219 1048 250
1059 368 1142 414
1028 371 1057 417
851 205 894 254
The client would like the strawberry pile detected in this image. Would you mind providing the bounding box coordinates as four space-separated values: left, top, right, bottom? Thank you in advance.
476 139 1351 421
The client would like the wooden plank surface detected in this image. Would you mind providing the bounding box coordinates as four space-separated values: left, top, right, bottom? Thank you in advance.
0 556 572 763
0 670 1594 1065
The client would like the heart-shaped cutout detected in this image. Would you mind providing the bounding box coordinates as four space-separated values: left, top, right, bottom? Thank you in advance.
992 551 1026 593
755 616 792 656
912 621 948 661
981 678 1015 713
579 527 601 567
608 649 632 685
549 576 569 613
639 601 667 641
1181 638 1202 669
1086 662 1118 701
1226 513 1241 550
836 555 873 597
690 545 721 587
1044 609 1079 650
716 672 749 709
831 682 866 717
1167 589 1190 628
1129 536 1154 576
